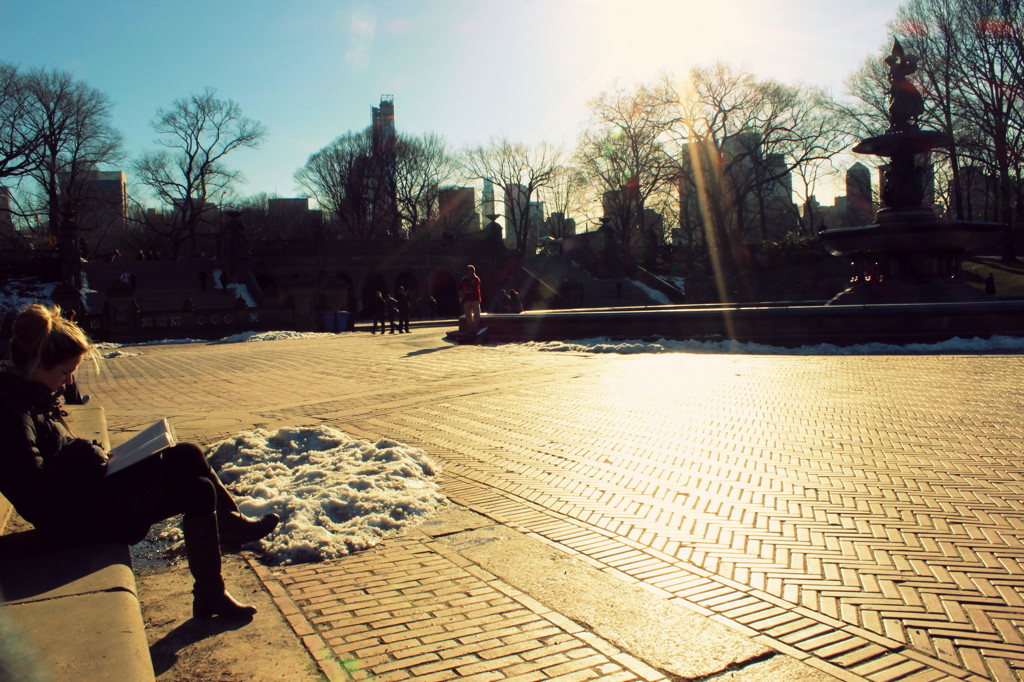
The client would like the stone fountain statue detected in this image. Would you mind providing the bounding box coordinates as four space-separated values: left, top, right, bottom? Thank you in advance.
885 38 924 133
821 39 1001 304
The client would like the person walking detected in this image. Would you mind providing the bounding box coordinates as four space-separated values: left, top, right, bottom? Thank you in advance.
385 293 398 334
0 304 279 620
458 265 483 334
370 291 387 334
395 286 412 333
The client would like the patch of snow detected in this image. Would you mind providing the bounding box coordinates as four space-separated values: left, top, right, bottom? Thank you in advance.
628 281 672 304
214 330 341 344
0 278 58 316
101 350 141 359
94 330 343 350
93 338 208 350
155 425 445 565
663 275 686 294
501 335 1024 356
226 283 256 308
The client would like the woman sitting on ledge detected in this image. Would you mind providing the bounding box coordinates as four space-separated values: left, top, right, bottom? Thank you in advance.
0 303 278 620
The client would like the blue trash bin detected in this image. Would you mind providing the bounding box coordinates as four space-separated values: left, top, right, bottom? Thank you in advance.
335 311 349 332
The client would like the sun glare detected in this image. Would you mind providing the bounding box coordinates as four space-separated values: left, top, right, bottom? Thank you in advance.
580 0 762 82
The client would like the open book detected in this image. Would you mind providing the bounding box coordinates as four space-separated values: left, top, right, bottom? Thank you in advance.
106 418 177 475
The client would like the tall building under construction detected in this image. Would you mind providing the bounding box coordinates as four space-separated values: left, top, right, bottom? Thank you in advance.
372 95 396 150
368 95 397 234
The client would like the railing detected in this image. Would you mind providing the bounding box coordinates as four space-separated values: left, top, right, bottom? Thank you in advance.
248 237 505 258
0 251 61 279
635 267 687 304
82 305 301 344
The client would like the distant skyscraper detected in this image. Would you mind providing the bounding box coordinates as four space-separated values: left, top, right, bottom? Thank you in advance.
845 162 873 226
76 170 128 256
368 95 397 234
529 200 544 248
504 183 540 252
545 212 576 239
371 95 395 150
763 153 796 240
0 186 13 244
482 178 495 221
961 166 997 221
766 154 792 201
437 187 479 236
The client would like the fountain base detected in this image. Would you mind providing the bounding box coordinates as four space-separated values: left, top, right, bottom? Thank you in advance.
821 220 1002 304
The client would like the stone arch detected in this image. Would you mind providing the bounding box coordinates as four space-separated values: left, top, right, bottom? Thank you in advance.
323 270 356 313
395 271 422 319
395 270 418 298
431 270 459 317
255 273 278 296
361 272 388 318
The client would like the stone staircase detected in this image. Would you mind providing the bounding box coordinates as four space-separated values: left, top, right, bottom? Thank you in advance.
508 257 672 310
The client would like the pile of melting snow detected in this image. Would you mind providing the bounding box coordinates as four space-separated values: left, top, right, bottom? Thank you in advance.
504 334 1024 355
155 425 445 565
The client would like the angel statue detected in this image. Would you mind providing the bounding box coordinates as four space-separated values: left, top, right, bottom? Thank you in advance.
885 38 924 132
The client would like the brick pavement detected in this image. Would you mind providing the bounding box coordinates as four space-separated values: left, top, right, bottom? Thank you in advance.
82 331 1024 681
251 532 666 681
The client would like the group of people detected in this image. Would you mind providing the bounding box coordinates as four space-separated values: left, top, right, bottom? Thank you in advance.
491 288 524 315
459 265 524 332
365 264 488 335
0 303 279 621
369 286 412 334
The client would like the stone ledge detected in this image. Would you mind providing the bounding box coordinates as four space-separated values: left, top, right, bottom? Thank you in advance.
0 404 154 681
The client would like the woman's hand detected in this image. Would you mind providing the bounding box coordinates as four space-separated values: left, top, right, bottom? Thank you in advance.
54 438 109 479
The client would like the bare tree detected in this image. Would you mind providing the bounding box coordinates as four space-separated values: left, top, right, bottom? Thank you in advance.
950 0 1024 259
576 82 676 269
134 88 266 257
462 138 563 259
17 67 123 286
677 66 848 241
231 193 325 242
120 204 176 258
0 63 37 182
664 64 849 299
835 54 892 139
541 164 588 239
394 132 457 237
840 0 1024 259
295 129 378 239
889 0 973 219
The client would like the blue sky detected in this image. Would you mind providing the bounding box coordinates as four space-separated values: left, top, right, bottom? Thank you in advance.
2 0 903 203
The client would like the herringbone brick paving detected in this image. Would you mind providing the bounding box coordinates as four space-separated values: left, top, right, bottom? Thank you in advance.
82 332 1024 680
250 533 666 681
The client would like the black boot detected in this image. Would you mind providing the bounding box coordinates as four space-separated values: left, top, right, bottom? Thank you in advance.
208 469 279 550
183 514 257 620
218 511 280 552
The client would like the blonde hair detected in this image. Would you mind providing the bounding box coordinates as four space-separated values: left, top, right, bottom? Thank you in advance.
10 304 93 374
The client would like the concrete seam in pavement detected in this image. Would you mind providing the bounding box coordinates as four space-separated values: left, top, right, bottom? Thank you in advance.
439 473 959 682
246 528 673 682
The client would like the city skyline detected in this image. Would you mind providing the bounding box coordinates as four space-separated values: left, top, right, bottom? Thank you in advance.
2 0 904 204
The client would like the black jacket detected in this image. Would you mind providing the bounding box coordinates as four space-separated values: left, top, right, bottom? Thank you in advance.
0 367 107 530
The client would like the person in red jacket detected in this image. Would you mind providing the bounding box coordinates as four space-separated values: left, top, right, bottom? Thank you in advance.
458 264 482 333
